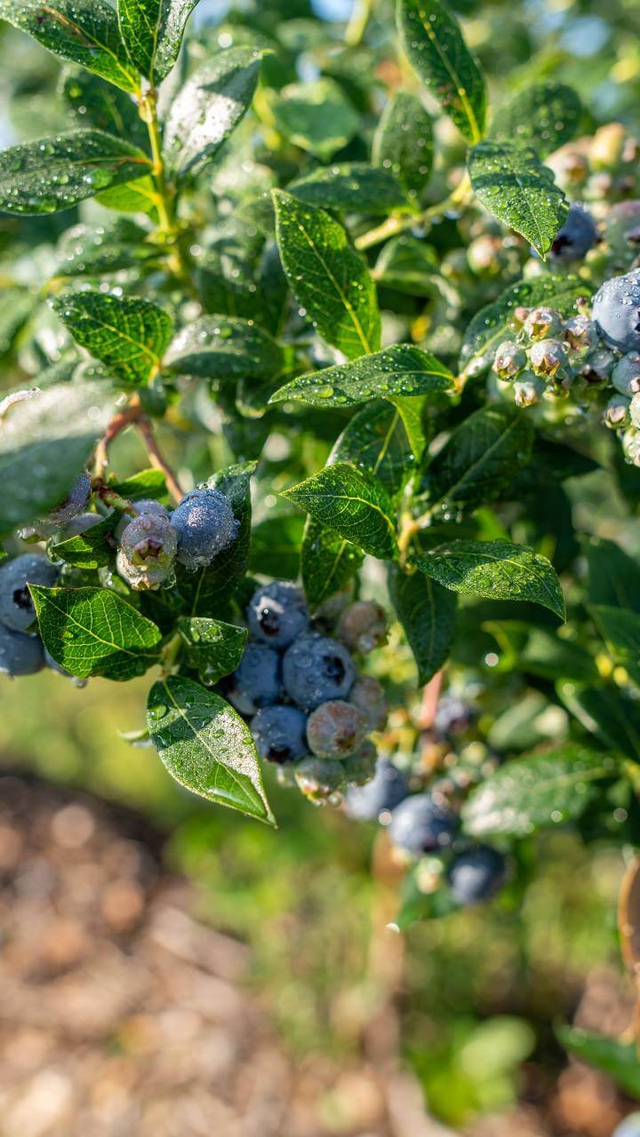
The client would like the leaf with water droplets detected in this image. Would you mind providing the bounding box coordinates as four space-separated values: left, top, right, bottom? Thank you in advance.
397 0 486 144
462 745 617 837
489 82 583 158
416 539 566 619
388 564 457 684
558 681 640 763
331 402 416 500
284 462 398 561
165 316 283 382
373 235 441 297
0 382 113 536
0 0 138 92
289 163 409 215
372 91 434 201
271 343 453 408
55 219 155 277
50 513 118 569
273 189 380 360
177 616 247 684
0 130 152 216
301 516 364 609
147 675 275 824
52 290 173 386
459 273 585 379
424 405 534 513
164 46 265 177
269 78 359 160
468 140 569 258
118 0 199 84
30 586 162 680
61 67 147 147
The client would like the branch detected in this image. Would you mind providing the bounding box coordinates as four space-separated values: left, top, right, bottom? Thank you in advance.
136 418 183 504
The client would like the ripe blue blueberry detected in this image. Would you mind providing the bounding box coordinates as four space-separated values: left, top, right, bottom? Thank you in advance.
282 632 356 710
247 580 309 648
434 695 474 738
550 202 598 262
388 792 458 855
447 846 507 906
344 759 409 821
134 499 170 519
306 699 366 758
44 472 92 525
251 704 308 764
44 647 71 676
228 642 282 715
170 488 238 568
116 513 177 591
0 624 45 675
592 269 640 352
0 554 58 633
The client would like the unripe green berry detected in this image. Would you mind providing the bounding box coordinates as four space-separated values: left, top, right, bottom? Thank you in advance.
622 427 640 466
342 739 377 786
338 601 387 655
494 341 526 380
117 513 177 590
603 394 631 429
523 307 564 341
306 699 366 758
295 757 346 802
630 393 640 429
513 373 545 407
564 314 598 354
529 338 568 378
611 352 640 396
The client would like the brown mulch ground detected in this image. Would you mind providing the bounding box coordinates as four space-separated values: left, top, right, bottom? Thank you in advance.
0 775 636 1137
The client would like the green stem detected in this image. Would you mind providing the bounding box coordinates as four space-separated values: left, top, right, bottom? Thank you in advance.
355 173 472 252
161 632 183 677
345 0 372 46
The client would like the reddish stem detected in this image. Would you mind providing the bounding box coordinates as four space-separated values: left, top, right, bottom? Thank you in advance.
136 418 182 503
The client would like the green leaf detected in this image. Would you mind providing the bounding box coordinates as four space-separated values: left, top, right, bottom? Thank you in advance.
331 402 416 499
249 513 303 580
289 163 409 215
396 867 461 929
397 0 486 144
0 0 138 92
462 745 618 837
96 176 159 217
468 140 569 258
388 565 457 684
271 344 453 409
373 235 441 296
147 675 274 824
485 621 598 682
416 539 566 619
284 462 398 561
52 291 173 386
165 316 283 381
50 514 117 569
175 462 254 618
558 681 640 764
118 0 198 84
55 219 155 277
556 1027 640 1098
111 468 168 501
425 405 534 514
585 537 640 613
589 604 640 684
301 516 364 608
273 189 380 360
372 91 434 201
459 273 585 379
270 78 359 160
392 396 428 462
0 288 37 356
0 130 151 216
164 46 264 177
0 382 113 537
61 67 147 146
489 82 583 158
177 616 247 684
30 585 162 680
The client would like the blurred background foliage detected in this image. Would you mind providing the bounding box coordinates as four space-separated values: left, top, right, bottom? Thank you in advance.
2 0 640 1131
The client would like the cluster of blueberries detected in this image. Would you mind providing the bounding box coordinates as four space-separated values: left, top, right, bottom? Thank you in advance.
344 695 507 909
225 580 389 802
492 264 640 467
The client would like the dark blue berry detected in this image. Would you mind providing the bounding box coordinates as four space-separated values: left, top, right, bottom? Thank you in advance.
447 846 507 906
282 632 355 710
343 759 409 821
247 580 309 648
251 704 308 764
550 203 598 262
170 488 238 569
592 269 640 353
0 554 58 633
434 695 474 738
0 624 44 675
228 642 282 715
388 792 458 855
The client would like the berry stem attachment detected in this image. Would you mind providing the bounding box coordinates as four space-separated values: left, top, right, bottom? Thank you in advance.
136 418 183 504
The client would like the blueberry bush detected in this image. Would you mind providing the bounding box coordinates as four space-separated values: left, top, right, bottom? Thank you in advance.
2 0 640 1092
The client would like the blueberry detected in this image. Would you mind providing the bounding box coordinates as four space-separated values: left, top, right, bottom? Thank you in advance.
434 695 474 739
550 203 598 262
247 580 309 648
603 394 631 430
282 632 356 710
116 513 177 591
170 488 238 569
447 846 507 906
604 200 640 259
294 756 346 801
388 792 458 855
564 314 598 353
44 647 71 676
343 759 409 821
611 351 640 396
493 341 527 381
349 676 387 732
613 1113 640 1137
592 270 640 353
134 499 170 519
44 472 91 525
228 642 282 715
0 554 58 634
528 337 568 379
0 624 44 675
338 601 387 655
342 739 377 786
306 699 366 758
523 307 564 341
251 704 308 764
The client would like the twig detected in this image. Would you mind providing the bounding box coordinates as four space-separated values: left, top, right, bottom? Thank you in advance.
136 417 183 503
93 403 142 475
